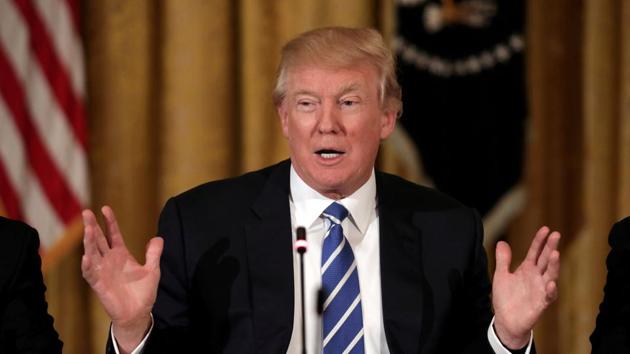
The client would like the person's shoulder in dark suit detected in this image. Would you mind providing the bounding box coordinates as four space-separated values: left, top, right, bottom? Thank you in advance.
0 216 63 354
591 216 630 354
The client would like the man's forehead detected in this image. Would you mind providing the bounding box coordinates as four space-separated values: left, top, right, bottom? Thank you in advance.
285 65 377 96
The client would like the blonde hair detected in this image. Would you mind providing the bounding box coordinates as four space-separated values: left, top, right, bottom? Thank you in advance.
272 27 402 118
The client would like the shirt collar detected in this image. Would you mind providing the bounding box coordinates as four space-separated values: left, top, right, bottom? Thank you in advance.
290 164 376 235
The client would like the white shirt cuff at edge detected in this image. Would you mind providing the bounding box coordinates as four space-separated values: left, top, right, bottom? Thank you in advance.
488 316 534 354
110 313 154 354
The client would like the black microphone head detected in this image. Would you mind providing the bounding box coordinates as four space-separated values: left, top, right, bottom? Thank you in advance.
296 226 307 254
296 226 306 240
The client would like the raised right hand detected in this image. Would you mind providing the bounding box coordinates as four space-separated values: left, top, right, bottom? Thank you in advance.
81 206 163 352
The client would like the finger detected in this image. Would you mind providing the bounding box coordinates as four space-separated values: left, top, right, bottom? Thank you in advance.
81 254 99 285
545 280 558 303
94 225 111 255
525 226 550 263
82 224 101 259
82 209 110 254
543 250 560 283
537 232 561 272
144 237 164 270
82 208 107 240
81 255 91 278
102 205 125 248
494 241 512 274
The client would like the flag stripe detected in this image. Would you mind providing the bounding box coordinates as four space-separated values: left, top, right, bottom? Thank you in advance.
0 95 64 246
0 162 24 220
13 0 87 148
0 0 30 81
0 95 28 218
22 64 89 205
33 0 85 98
0 0 88 205
0 45 82 224
63 0 80 36
21 174 64 248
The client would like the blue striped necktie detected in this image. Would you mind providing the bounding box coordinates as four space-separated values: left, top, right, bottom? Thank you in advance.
321 202 365 354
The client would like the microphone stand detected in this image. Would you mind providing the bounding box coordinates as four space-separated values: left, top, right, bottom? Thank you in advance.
295 227 308 354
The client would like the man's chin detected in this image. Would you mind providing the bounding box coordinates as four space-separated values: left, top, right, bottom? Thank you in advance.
311 177 358 199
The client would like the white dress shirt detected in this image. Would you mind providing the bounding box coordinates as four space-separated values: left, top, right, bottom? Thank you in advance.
286 165 388 354
113 165 532 354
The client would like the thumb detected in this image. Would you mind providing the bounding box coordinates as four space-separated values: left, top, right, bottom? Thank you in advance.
495 241 512 275
145 236 164 270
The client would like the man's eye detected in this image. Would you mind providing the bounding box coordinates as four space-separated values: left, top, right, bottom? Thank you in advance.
297 101 316 112
340 99 359 108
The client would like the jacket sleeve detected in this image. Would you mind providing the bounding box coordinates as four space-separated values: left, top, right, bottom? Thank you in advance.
590 217 630 354
0 222 63 354
122 198 197 353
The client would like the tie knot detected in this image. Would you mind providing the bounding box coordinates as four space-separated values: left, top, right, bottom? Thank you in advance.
323 202 348 224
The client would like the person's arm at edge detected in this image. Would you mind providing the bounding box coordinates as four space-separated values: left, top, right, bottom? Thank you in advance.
2 221 63 353
590 217 630 353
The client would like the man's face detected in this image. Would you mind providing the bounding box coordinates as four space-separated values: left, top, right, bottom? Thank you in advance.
278 63 397 199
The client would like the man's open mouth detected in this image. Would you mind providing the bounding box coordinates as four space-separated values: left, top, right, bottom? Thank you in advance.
316 149 344 159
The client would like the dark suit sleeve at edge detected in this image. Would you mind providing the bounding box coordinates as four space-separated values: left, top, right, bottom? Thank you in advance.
0 224 63 354
457 208 495 354
590 217 630 354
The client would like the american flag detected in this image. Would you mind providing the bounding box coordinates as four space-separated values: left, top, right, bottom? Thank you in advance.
0 0 88 270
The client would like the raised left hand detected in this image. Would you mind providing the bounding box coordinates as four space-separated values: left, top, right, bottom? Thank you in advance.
492 226 561 349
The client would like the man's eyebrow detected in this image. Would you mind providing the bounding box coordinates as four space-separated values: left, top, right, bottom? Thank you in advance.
293 89 319 97
337 83 361 96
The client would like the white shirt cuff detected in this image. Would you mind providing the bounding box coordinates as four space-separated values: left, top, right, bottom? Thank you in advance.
110 313 154 354
487 316 533 354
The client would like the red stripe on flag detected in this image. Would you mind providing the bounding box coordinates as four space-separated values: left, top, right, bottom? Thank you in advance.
13 0 88 149
0 46 82 224
0 161 24 220
64 0 81 36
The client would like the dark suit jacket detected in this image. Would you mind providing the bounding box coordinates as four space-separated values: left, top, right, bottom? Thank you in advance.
590 216 630 353
112 160 499 353
0 216 63 354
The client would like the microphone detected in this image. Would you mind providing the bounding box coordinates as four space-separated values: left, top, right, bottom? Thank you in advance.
295 226 308 354
296 226 307 254
316 287 324 315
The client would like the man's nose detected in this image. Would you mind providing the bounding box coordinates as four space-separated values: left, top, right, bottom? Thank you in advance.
317 103 341 134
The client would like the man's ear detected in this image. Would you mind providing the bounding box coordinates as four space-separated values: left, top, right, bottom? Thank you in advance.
379 109 397 140
277 103 290 138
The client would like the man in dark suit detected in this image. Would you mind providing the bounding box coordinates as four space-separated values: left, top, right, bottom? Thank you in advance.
591 216 630 353
82 27 560 354
0 216 63 354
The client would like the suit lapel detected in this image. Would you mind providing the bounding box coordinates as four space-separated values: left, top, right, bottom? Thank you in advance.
377 173 427 354
245 161 295 353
